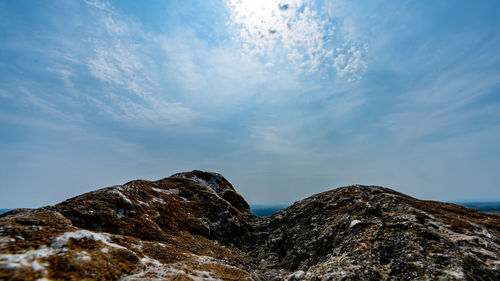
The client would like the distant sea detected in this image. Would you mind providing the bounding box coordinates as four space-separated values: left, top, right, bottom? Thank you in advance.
0 209 11 215
459 202 500 214
250 202 500 217
250 205 289 217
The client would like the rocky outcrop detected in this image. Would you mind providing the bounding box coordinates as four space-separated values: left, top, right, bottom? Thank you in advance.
54 170 255 246
251 185 500 280
1 171 499 280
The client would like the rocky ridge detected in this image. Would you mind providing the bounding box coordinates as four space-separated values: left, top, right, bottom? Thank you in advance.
1 171 499 280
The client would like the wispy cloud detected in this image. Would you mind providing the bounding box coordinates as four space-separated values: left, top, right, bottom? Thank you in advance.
380 58 500 143
46 0 197 127
85 1 199 124
251 125 305 156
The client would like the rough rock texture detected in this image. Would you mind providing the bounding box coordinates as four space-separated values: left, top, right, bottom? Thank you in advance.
1 171 499 280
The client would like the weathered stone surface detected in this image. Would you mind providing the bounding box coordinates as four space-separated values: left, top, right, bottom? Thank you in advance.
1 171 499 280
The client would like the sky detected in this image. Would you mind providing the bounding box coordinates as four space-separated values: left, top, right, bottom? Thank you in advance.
1 0 500 208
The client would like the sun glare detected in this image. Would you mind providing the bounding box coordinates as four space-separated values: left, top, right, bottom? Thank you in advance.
227 0 305 52
227 0 367 77
227 0 335 71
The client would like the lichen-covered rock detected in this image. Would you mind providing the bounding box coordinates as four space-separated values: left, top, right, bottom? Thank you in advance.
1 172 499 280
54 170 255 246
0 171 255 280
252 185 500 280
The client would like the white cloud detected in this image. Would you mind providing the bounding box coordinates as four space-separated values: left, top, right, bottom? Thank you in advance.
85 1 151 98
155 27 294 110
226 0 367 79
84 0 111 11
106 93 198 125
333 43 368 81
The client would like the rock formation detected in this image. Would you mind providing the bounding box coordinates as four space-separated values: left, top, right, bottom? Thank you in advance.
1 171 499 280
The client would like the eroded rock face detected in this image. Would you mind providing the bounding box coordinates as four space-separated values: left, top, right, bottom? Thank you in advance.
1 171 499 280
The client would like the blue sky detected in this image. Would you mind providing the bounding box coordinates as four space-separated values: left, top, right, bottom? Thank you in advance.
1 0 500 208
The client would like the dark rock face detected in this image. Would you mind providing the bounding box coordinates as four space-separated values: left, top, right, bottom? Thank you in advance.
1 171 499 280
